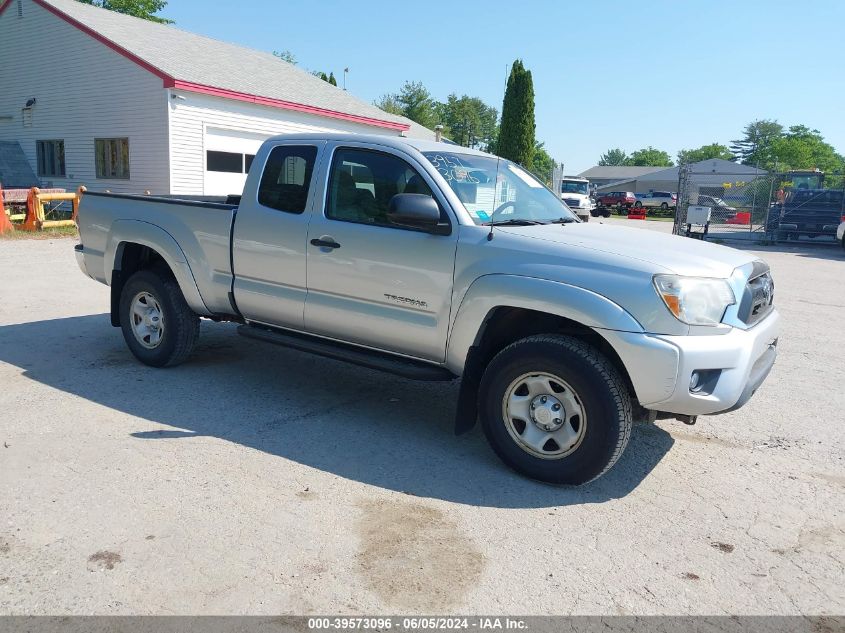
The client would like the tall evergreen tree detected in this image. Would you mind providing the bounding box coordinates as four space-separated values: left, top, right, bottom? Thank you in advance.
496 60 536 168
328 72 337 87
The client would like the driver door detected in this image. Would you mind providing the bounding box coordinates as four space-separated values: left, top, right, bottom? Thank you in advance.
304 144 459 362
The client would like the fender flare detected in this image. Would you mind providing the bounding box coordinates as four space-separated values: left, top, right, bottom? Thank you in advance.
105 220 211 317
445 274 644 374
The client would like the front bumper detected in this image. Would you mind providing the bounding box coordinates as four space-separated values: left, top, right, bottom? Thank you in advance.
608 310 780 416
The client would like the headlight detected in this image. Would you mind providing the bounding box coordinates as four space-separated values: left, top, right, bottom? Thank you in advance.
653 275 736 326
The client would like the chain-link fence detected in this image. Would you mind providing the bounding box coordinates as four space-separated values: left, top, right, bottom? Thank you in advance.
673 165 845 245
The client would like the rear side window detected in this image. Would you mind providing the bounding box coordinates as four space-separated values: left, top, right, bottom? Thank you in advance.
258 145 318 214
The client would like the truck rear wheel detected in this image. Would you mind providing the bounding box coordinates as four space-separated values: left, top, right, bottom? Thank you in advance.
119 269 200 367
479 335 632 485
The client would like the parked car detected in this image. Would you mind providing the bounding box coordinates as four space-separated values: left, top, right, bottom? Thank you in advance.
75 133 779 485
634 191 677 210
767 189 845 241
697 195 738 221
596 191 636 214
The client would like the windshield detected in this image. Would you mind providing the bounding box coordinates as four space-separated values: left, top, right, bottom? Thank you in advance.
423 151 578 225
560 180 589 195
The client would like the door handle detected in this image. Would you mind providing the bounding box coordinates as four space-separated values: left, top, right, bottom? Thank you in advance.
310 237 341 249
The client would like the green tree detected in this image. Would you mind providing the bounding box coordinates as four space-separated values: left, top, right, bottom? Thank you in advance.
497 59 536 168
598 148 628 166
730 119 784 166
375 81 437 128
625 146 673 167
272 49 297 65
374 94 403 116
530 141 557 185
312 71 329 81
677 143 734 165
438 94 498 150
769 125 845 176
77 0 172 22
328 72 337 87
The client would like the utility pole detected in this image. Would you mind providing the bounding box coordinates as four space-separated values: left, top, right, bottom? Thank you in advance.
343 67 349 91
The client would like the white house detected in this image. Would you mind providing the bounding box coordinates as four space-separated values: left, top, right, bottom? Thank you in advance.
0 0 433 195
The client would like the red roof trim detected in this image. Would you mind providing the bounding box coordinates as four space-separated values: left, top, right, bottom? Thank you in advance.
170 80 410 132
1 0 409 133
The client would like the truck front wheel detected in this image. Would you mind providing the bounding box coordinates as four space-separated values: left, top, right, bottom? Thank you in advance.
119 269 200 367
479 335 632 485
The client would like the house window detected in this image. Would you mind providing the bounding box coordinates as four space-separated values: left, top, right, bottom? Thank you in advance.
206 150 243 173
206 151 257 174
36 140 65 177
95 138 130 179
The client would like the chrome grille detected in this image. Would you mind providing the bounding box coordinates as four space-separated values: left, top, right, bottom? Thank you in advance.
738 265 775 327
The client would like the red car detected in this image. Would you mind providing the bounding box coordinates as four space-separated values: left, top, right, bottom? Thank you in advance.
595 191 637 215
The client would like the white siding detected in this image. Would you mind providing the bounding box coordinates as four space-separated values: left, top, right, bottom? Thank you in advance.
168 90 405 195
0 0 169 193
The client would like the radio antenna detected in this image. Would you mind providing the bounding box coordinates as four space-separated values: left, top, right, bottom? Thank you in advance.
487 156 502 241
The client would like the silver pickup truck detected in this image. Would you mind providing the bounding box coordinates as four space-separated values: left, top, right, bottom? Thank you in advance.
75 133 779 485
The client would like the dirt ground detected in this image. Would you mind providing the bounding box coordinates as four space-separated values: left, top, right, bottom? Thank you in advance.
0 231 843 615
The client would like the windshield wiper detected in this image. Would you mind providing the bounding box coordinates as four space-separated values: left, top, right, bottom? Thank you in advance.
484 218 547 226
548 217 577 224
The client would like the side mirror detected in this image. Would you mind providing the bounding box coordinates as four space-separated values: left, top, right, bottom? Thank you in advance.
387 194 447 234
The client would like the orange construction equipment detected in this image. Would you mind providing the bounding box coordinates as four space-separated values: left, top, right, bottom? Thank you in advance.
21 186 86 231
627 211 647 220
0 183 14 235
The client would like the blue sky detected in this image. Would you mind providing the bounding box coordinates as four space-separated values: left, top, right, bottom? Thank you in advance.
162 0 844 173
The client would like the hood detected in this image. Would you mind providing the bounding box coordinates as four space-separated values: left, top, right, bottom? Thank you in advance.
497 222 755 278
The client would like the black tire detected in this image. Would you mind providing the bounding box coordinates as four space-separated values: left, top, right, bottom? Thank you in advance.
660 202 669 210
634 201 642 208
479 335 632 485
602 210 611 218
119 269 200 367
616 202 623 211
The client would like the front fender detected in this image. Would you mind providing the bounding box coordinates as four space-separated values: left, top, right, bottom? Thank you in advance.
105 220 211 316
445 274 644 374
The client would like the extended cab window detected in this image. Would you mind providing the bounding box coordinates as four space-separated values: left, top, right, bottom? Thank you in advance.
326 148 436 227
258 145 318 214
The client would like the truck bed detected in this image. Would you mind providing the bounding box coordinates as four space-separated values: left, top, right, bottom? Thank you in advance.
76 191 238 316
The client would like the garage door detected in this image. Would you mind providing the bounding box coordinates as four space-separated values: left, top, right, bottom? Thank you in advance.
203 128 271 196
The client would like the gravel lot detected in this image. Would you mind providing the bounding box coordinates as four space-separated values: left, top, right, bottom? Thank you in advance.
1 228 843 615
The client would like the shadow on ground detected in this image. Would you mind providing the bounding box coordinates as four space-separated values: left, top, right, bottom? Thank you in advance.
705 234 843 261
0 314 675 508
